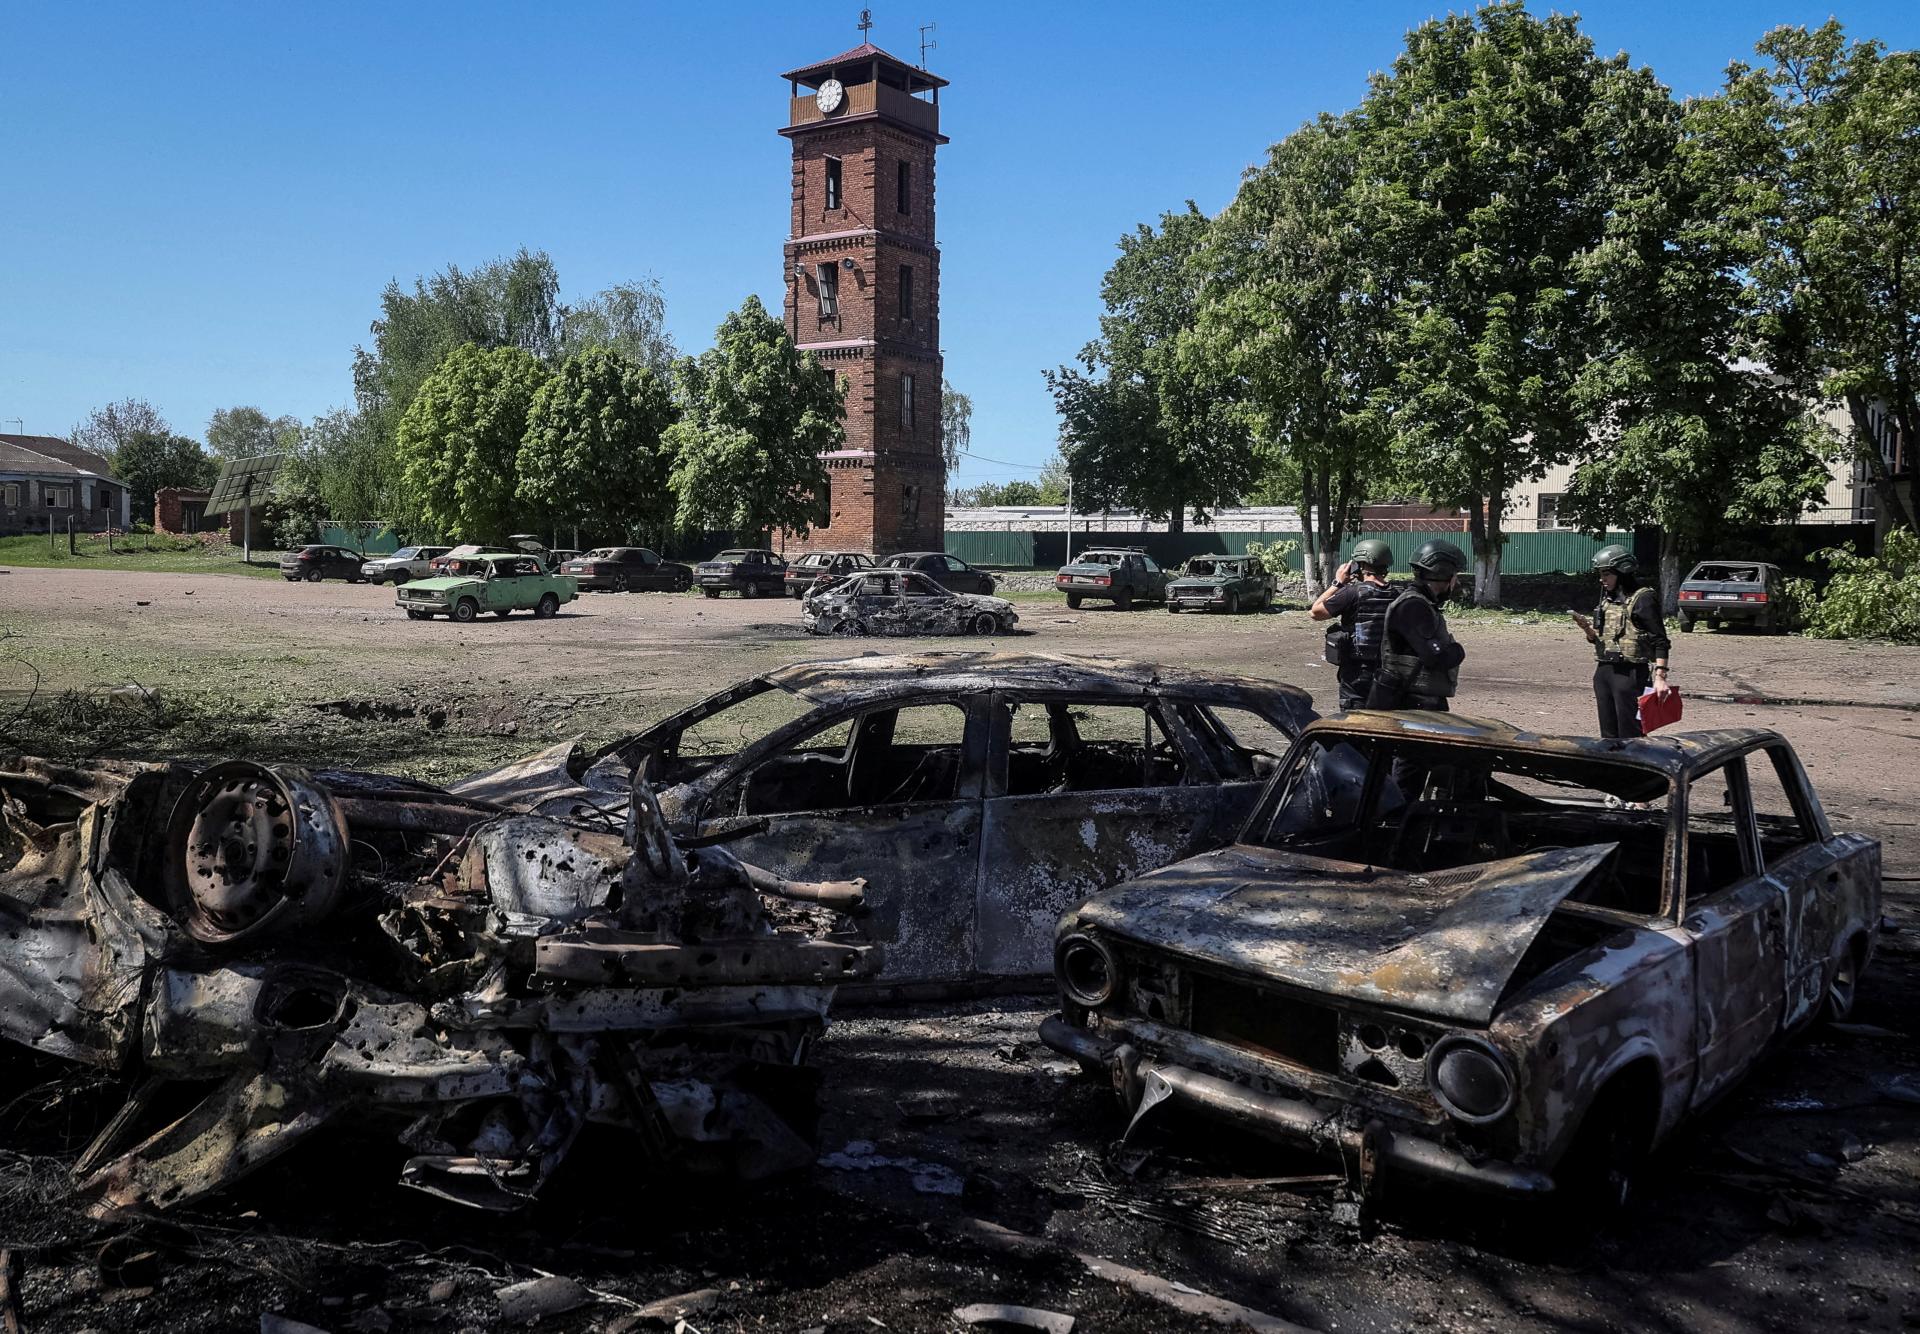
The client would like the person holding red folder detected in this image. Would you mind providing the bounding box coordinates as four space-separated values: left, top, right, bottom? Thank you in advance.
1569 544 1672 739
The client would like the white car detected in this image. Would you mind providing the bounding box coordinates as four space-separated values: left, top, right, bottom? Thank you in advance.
361 546 452 585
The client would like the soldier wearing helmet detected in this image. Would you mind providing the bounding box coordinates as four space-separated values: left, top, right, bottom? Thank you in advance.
1366 538 1468 712
1310 538 1401 710
1570 543 1671 738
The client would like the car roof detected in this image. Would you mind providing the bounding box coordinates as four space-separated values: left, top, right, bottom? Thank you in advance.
758 650 1313 711
1305 710 1785 777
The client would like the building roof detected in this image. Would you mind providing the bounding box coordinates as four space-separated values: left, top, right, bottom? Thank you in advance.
782 41 947 90
0 434 119 481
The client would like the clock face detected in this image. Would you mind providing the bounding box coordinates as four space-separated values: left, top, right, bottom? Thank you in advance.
817 79 845 114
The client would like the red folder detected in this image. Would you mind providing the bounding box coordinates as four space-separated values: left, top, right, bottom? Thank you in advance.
1638 686 1683 733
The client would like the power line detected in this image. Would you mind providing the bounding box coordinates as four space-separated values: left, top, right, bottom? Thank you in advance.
956 448 1051 472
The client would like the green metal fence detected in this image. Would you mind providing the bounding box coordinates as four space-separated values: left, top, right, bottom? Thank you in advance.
944 529 1632 575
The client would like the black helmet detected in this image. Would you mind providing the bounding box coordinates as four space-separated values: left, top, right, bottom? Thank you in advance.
1349 538 1393 574
1409 539 1467 580
1591 543 1637 577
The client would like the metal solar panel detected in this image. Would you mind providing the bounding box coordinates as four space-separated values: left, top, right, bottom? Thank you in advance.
204 453 287 516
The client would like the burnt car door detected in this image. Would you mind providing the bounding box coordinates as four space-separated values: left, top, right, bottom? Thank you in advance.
1678 757 1788 1106
686 697 990 984
972 691 1264 977
1745 743 1850 1028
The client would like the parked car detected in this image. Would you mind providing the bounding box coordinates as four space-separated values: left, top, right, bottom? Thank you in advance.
396 553 578 622
562 547 694 593
879 552 997 595
1042 711 1880 1208
801 569 1019 637
359 545 453 585
547 548 584 570
785 551 877 599
696 549 788 598
1677 561 1785 633
280 545 368 583
563 653 1317 989
1166 554 1276 614
1055 548 1168 609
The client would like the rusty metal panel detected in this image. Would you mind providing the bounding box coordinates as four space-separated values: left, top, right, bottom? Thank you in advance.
974 784 1263 977
1077 842 1616 1026
695 801 982 984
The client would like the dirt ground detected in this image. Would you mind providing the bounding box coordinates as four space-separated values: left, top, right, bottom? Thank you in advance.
2 566 1918 1333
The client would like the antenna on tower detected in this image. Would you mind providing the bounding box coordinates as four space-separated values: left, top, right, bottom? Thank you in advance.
918 22 937 67
857 8 873 39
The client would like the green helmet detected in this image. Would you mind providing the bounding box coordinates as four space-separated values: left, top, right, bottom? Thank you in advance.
1409 539 1467 580
1591 543 1637 577
1349 539 1393 574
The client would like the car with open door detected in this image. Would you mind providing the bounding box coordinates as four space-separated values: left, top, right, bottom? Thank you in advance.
1041 712 1880 1209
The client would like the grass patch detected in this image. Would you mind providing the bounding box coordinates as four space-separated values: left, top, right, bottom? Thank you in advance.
0 532 288 579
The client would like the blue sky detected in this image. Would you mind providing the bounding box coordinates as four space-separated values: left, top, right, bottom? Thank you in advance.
4 2 1916 487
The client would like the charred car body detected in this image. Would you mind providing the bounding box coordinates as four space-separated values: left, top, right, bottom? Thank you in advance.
1043 712 1879 1206
0 753 875 1216
801 569 1018 638
536 653 1315 991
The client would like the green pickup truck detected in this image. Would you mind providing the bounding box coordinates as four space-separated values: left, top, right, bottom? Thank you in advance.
395 553 578 622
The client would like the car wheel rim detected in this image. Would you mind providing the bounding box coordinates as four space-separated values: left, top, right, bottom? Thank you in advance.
1828 959 1858 1018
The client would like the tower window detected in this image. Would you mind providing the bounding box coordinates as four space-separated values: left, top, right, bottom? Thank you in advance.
901 484 921 526
817 262 839 319
898 265 914 319
825 157 843 211
901 374 916 430
898 161 911 214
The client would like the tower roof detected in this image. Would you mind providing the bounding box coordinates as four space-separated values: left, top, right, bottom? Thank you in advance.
782 42 947 92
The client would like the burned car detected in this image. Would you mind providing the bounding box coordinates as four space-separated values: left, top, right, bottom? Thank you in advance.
0 753 875 1216
1042 712 1879 1207
514 653 1315 990
802 569 1018 638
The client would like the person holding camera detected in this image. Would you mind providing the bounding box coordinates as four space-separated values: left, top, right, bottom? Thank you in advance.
1366 539 1469 713
1570 543 1672 739
1310 539 1399 710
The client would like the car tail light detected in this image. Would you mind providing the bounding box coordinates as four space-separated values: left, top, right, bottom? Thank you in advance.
297 552 315 562
1094 575 1111 586
1742 592 1769 603
1678 589 1702 601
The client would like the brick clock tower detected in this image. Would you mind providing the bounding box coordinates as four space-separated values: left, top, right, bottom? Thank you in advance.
780 42 947 555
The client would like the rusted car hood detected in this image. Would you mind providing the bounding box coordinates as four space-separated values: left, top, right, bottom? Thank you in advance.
1075 842 1617 1026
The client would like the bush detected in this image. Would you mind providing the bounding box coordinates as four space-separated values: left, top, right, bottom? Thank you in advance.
1794 529 1920 643
1243 538 1300 571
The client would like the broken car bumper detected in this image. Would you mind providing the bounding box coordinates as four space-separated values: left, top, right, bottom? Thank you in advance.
1039 1016 1553 1196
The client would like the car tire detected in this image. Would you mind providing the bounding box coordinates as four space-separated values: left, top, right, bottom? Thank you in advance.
1113 589 1134 611
405 609 430 620
982 578 996 595
305 568 323 583
1167 603 1180 614
1822 937 1867 1023
969 612 999 636
701 587 721 599
452 599 478 624
1065 593 1082 609
392 571 409 586
611 572 629 593
535 593 560 619
834 619 867 638
1224 592 1240 615
1552 1081 1651 1219
1678 615 1695 633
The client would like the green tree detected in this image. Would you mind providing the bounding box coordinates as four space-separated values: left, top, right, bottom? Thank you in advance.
518 348 678 546
1196 113 1397 591
1046 205 1254 533
940 380 973 472
110 432 218 523
392 345 552 542
1036 452 1070 505
70 398 169 460
353 249 565 426
297 408 398 523
1564 65 1832 609
205 406 300 459
559 279 677 376
666 296 841 541
1690 21 1920 533
1356 2 1631 604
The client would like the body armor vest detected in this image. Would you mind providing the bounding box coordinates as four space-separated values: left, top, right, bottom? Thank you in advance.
1346 580 1399 667
1379 589 1459 699
1595 586 1659 664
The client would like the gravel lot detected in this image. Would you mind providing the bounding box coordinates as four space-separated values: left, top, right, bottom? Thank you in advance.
1 564 1917 1333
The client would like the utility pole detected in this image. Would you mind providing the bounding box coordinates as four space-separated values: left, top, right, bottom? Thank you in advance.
1064 477 1075 564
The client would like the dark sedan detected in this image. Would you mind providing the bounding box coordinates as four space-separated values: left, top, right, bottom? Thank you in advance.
880 552 997 595
785 551 876 599
561 547 693 593
279 545 367 583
